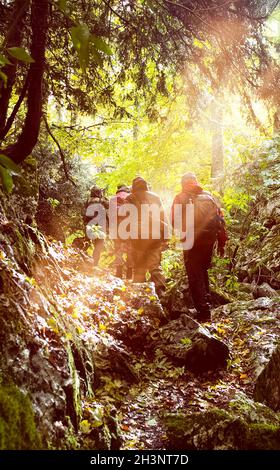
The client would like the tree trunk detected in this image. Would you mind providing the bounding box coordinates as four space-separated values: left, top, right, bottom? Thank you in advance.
273 108 280 136
0 0 29 131
2 0 49 164
211 96 224 179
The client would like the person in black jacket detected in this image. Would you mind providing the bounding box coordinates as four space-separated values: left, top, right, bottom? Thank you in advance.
171 173 227 322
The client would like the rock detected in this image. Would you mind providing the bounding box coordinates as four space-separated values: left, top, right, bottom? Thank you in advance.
163 392 280 450
212 298 280 410
210 287 235 306
166 277 234 320
254 343 280 411
153 314 229 373
94 339 139 383
236 207 280 289
107 282 166 350
253 283 278 299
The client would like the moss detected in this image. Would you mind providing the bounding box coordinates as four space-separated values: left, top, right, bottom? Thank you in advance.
0 384 41 449
165 408 230 434
23 155 37 170
63 416 80 450
246 423 280 450
65 342 82 430
163 407 280 450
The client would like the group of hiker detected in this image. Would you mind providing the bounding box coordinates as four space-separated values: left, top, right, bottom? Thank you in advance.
83 173 227 322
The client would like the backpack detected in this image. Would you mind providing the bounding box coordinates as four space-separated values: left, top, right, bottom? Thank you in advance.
84 196 109 239
192 193 221 244
128 191 168 242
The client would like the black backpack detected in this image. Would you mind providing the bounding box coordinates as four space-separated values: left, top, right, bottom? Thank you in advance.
192 193 221 244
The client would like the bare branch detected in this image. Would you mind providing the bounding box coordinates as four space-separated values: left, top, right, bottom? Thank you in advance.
43 115 77 186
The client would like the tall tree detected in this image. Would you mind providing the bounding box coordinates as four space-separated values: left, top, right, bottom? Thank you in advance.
0 0 279 165
211 94 224 179
1 0 49 163
0 0 29 132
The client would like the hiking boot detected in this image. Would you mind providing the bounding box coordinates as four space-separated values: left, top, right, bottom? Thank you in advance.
188 308 198 319
126 267 133 280
197 304 211 323
198 314 211 323
115 266 123 279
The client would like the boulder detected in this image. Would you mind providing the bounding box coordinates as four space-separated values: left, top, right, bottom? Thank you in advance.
166 278 233 320
212 297 280 410
253 282 278 299
254 343 280 411
163 392 280 450
107 282 166 350
153 314 229 373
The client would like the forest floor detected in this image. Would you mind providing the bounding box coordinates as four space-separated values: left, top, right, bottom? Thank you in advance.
45 245 264 450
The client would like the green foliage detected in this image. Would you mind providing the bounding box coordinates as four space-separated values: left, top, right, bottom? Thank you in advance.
92 36 113 56
209 256 240 296
47 197 60 209
70 24 90 73
0 166 13 194
7 47 34 63
58 0 67 12
180 337 192 346
0 384 41 450
0 54 11 66
0 154 21 174
0 69 7 85
162 243 184 281
0 154 21 194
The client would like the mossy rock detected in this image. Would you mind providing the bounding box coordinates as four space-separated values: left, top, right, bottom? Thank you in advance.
0 384 41 449
163 395 280 450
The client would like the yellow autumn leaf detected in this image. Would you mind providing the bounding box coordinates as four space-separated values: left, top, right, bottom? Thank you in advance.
99 323 107 331
80 419 91 434
76 325 85 334
240 373 248 379
72 307 79 319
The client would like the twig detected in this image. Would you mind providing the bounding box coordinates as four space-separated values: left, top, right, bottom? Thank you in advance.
43 115 77 186
164 0 222 35
102 0 129 24
0 75 29 141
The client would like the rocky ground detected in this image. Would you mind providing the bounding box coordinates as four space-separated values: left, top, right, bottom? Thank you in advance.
1 211 280 449
1 144 280 449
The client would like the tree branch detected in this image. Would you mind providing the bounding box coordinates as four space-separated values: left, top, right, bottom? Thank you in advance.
43 115 77 186
1 0 49 163
0 0 30 131
0 74 29 141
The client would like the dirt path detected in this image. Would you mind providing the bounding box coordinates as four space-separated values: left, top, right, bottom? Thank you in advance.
49 248 259 450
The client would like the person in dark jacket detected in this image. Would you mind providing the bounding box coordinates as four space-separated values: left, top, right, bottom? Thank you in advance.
84 185 109 266
124 177 169 296
109 184 133 279
171 172 227 322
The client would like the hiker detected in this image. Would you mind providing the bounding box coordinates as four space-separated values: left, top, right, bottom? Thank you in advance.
84 185 109 266
109 184 133 279
171 172 227 322
123 176 169 296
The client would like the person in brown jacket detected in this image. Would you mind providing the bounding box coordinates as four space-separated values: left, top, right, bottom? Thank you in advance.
124 177 169 296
